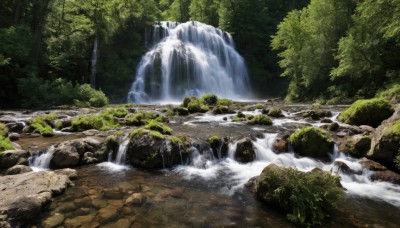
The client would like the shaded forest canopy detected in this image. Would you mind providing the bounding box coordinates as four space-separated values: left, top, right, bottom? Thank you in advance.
0 0 399 108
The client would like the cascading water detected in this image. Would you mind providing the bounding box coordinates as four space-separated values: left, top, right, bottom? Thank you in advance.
29 146 56 171
128 21 251 103
175 133 400 208
98 137 129 171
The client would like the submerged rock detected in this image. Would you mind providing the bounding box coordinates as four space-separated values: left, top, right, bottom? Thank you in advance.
234 138 255 163
0 171 71 227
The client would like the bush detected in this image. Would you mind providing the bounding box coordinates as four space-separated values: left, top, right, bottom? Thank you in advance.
247 115 272 125
289 127 333 159
376 83 400 102
144 120 173 135
338 98 393 127
0 135 13 152
256 164 343 227
18 76 109 108
0 123 8 137
201 94 218 105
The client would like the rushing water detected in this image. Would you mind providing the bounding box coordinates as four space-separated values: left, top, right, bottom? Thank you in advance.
29 146 56 171
127 21 251 103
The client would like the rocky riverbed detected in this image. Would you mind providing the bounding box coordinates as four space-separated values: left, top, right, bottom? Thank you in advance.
1 100 400 227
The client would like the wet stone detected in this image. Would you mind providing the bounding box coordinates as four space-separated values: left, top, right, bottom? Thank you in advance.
74 197 92 208
64 215 95 227
91 198 107 209
103 189 124 199
125 193 146 206
54 202 76 213
97 206 118 223
42 213 64 228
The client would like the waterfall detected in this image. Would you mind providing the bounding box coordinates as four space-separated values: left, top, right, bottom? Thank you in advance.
108 137 129 165
127 21 251 103
90 35 98 87
29 146 55 171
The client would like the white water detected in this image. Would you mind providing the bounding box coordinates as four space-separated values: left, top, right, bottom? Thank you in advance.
98 137 130 171
128 21 250 103
174 133 400 208
29 146 56 171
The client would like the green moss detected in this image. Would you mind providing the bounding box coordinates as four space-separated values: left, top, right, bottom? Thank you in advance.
201 93 218 105
55 121 63 130
113 107 129 118
247 115 273 125
188 98 202 113
124 111 162 126
376 83 400 102
130 128 165 140
217 98 232 106
124 113 142 126
212 105 234 114
268 107 283 117
182 96 192 108
155 116 169 123
255 103 264 109
28 114 58 137
232 117 246 122
175 107 189 116
144 120 173 135
246 114 254 120
0 135 13 152
149 131 165 139
289 127 333 159
167 109 176 116
338 98 393 127
0 123 9 137
208 136 221 148
71 110 120 132
257 164 343 227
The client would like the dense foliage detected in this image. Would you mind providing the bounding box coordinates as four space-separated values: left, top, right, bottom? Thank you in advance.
0 0 398 106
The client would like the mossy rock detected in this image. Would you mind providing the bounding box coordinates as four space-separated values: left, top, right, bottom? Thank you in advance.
255 103 264 109
216 99 232 106
27 114 58 137
144 120 172 135
289 127 334 160
339 134 371 158
234 138 255 163
338 98 393 127
255 164 343 227
182 96 192 108
208 136 229 159
212 105 234 115
175 107 189 116
0 136 14 153
0 123 9 137
247 115 272 125
201 94 218 105
268 107 283 118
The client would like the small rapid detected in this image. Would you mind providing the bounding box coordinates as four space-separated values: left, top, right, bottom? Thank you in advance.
29 146 56 171
97 137 129 171
174 133 400 207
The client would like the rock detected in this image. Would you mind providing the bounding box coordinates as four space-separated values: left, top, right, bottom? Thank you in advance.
126 131 190 169
359 125 375 133
64 215 95 227
321 118 333 123
245 176 258 193
42 213 65 228
302 110 332 120
0 171 71 227
50 137 104 168
332 161 356 175
338 98 393 127
267 107 283 118
339 134 371 158
53 168 78 180
0 150 30 169
82 152 98 164
359 157 387 171
289 127 334 160
5 122 24 133
328 122 340 131
368 105 400 166
272 138 288 153
91 198 107 209
125 193 146 206
336 131 347 138
175 107 189 116
103 189 124 199
5 165 32 175
8 133 20 141
358 158 400 184
234 138 255 163
208 136 229 159
97 206 118 223
82 129 100 136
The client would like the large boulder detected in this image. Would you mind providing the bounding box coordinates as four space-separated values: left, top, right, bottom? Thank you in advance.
368 105 400 167
0 171 71 227
0 150 30 170
126 130 190 169
50 137 104 169
234 138 255 163
289 127 334 160
338 98 393 127
253 164 343 226
359 158 400 184
338 134 371 158
5 165 33 175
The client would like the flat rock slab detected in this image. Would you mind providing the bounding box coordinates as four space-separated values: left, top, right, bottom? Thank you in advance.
0 171 72 227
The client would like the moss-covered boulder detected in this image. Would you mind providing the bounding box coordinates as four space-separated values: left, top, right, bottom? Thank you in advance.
127 130 190 169
26 114 58 137
302 110 332 120
208 136 229 159
0 136 14 154
268 107 283 118
339 134 371 158
289 127 334 160
175 107 189 116
255 164 343 227
201 94 218 105
212 105 235 114
234 138 255 163
247 115 272 125
338 98 393 127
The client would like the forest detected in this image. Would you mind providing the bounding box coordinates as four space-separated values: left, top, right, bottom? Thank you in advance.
0 0 399 108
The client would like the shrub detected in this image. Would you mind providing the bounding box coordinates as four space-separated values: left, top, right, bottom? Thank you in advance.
247 115 272 125
201 94 218 105
289 127 333 159
74 84 108 108
144 120 173 135
338 98 393 127
0 135 13 152
376 83 400 102
0 123 8 137
256 164 343 227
